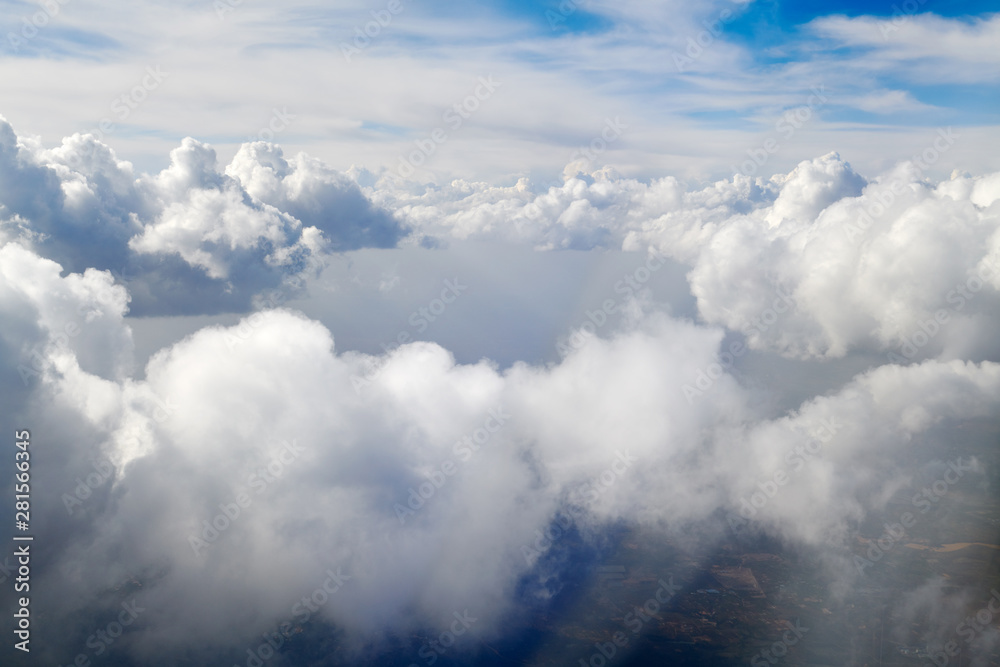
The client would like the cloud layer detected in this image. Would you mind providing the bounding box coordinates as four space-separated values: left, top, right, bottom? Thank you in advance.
1 119 999 665
2 238 999 664
0 116 406 315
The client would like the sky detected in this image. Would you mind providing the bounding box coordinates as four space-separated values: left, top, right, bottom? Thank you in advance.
1 1 1000 666
0 0 998 182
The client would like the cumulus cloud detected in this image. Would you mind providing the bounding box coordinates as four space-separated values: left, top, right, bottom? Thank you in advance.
1 116 999 665
225 142 407 252
0 0 998 663
0 117 406 315
2 238 999 664
366 149 1000 363
8 116 998 364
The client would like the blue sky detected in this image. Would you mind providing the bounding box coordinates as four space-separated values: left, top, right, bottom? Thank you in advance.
4 3 1000 666
0 0 996 182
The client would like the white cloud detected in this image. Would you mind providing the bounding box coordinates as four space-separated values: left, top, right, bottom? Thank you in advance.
6 115 999 366
0 62 997 662
1 2 997 184
369 151 1000 363
3 240 999 663
810 13 1000 83
0 117 405 314
0 1 997 664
